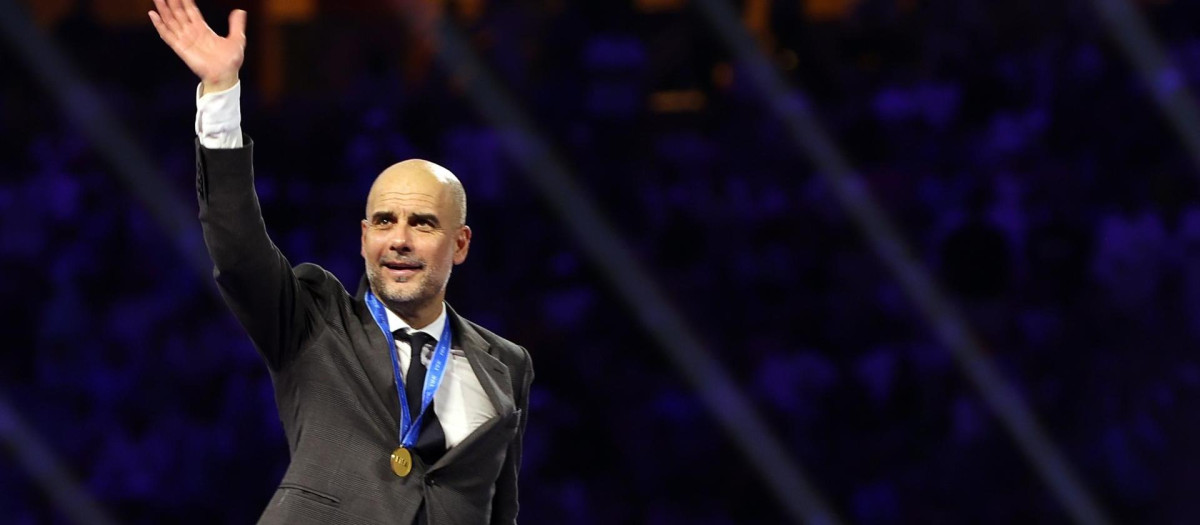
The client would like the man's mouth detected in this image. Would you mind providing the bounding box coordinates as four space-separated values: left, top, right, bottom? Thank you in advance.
381 259 424 277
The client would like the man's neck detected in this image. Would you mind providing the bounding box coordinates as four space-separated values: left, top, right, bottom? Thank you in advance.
387 299 444 331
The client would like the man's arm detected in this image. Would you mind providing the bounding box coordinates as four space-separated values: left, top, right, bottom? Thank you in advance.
196 139 315 370
152 0 312 369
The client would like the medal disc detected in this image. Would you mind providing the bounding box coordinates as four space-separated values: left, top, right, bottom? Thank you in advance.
390 447 413 477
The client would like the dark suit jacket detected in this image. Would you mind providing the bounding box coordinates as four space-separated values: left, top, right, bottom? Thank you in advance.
195 137 533 524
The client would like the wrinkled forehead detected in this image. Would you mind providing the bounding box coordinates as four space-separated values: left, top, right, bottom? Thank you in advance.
364 162 454 215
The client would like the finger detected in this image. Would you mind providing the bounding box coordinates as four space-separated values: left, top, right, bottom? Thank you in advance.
149 12 186 54
227 9 247 45
165 0 189 29
181 0 204 29
147 11 171 42
152 0 182 35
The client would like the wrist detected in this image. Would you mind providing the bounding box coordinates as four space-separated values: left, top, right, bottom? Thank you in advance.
201 76 239 96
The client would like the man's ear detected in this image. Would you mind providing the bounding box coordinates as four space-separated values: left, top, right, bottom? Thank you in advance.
360 220 368 260
453 225 472 265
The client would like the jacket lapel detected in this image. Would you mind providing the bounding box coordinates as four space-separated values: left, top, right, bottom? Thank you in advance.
430 304 515 470
353 281 402 436
449 304 514 416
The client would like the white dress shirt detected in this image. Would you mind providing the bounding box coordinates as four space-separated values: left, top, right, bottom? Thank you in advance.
195 83 496 448
384 304 497 449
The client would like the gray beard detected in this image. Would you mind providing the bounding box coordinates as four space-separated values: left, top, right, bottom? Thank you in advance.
364 262 448 318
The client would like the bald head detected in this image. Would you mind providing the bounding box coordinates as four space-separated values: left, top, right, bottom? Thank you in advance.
365 159 467 227
361 159 473 328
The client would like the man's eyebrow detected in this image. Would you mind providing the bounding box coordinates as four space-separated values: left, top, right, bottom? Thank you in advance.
409 212 440 226
368 210 397 221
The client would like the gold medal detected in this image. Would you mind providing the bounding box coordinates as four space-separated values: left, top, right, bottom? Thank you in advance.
390 447 413 477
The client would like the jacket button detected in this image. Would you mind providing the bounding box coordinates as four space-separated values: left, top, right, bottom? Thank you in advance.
425 476 436 486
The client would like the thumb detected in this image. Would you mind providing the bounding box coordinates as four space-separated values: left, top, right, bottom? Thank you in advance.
228 9 247 45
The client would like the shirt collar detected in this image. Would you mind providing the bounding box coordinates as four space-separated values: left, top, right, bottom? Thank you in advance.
384 302 448 343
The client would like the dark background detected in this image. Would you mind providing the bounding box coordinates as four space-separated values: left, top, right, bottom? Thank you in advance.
4 0 1200 523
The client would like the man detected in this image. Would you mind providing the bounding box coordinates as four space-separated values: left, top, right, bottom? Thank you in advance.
148 1 533 523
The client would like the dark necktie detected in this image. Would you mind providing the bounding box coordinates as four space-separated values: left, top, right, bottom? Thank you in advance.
394 329 446 464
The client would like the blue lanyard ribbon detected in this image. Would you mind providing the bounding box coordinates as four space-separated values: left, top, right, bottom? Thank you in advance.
365 290 453 448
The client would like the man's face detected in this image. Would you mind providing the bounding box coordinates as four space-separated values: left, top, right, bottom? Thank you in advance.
360 162 470 318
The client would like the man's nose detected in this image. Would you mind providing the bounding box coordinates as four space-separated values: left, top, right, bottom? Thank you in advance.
389 226 413 252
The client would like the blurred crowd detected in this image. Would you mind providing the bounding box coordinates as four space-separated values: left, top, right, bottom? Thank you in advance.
5 0 1200 522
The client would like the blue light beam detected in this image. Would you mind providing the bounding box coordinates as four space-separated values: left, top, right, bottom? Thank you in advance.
389 2 841 524
691 0 1112 523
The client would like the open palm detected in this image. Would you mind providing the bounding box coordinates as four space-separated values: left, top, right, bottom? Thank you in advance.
149 0 246 92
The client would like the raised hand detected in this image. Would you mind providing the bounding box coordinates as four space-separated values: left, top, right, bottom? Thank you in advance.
149 0 247 95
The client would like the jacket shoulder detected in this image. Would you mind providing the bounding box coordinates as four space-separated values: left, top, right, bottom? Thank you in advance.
458 316 531 368
470 320 526 353
293 262 354 307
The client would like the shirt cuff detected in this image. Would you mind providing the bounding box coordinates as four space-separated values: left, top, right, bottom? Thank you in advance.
195 81 244 149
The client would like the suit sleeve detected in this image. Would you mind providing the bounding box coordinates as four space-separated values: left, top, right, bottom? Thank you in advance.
491 346 534 524
196 136 314 370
